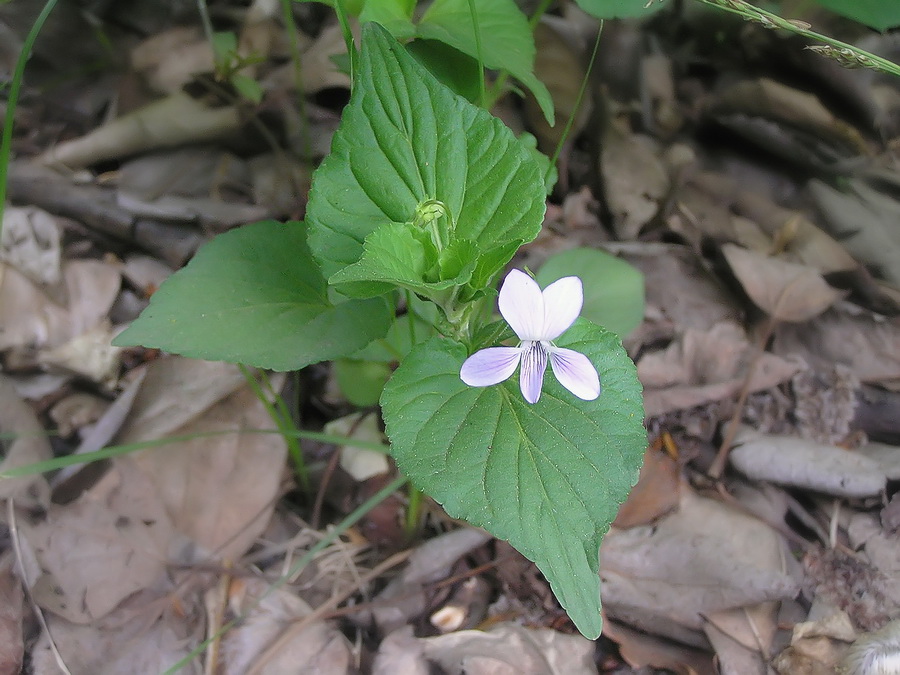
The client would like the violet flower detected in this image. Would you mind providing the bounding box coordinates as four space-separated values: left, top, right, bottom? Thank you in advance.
460 269 601 404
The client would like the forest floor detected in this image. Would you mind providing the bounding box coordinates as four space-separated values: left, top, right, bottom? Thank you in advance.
1 1 899 673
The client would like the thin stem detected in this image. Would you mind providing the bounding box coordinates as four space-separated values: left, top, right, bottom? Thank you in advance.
708 315 777 479
546 21 603 187
695 0 900 78
405 484 423 538
404 290 417 346
0 0 58 240
239 365 310 491
278 0 312 160
195 0 216 47
1 427 388 479
334 0 357 84
466 0 486 107
162 473 409 674
528 0 555 29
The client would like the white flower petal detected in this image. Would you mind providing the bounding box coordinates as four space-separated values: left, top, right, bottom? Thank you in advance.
519 341 548 404
549 347 601 401
541 276 583 340
460 347 522 387
498 269 545 341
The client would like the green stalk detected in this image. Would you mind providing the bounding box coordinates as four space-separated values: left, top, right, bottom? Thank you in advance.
240 365 310 491
334 0 357 84
695 0 900 77
279 0 312 160
466 0 486 107
1 427 389 479
404 483 423 538
0 0 58 240
546 22 604 186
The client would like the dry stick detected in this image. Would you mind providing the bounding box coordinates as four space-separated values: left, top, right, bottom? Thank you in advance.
320 551 520 623
708 313 779 479
310 412 370 530
6 499 73 675
246 548 413 675
203 563 232 675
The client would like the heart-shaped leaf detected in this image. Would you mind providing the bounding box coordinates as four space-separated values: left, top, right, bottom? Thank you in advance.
114 221 391 370
381 320 646 637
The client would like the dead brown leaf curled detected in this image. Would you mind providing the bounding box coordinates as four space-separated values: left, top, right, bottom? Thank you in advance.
722 243 845 322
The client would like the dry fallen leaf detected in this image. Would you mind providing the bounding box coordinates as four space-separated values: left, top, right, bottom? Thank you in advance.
29 592 203 674
601 488 799 644
37 92 242 168
0 206 62 286
601 123 670 239
130 25 213 95
602 618 716 675
115 356 247 444
0 259 120 351
0 558 25 675
18 458 175 624
0 374 51 508
358 527 492 634
638 321 803 417
375 623 597 675
326 412 389 482
722 243 845 322
772 306 900 387
219 578 353 675
613 445 680 528
730 427 886 498
809 178 900 288
129 382 287 560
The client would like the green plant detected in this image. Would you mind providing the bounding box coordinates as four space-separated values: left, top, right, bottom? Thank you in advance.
114 23 647 637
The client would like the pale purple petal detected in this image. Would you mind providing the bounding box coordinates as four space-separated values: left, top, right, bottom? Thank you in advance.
460 347 522 387
519 341 548 404
498 269 545 341
541 276 583 340
548 347 601 401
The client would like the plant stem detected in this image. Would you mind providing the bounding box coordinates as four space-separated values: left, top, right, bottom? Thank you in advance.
528 0 555 29
334 0 357 84
466 0 487 107
195 0 216 48
405 483 423 538
278 0 312 160
0 0 58 240
546 21 603 187
695 0 900 77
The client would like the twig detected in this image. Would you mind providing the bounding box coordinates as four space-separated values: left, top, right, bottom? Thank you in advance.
709 315 777 479
7 499 73 675
246 548 413 675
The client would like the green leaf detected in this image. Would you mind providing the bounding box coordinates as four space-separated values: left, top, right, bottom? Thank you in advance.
231 74 264 103
329 221 479 298
113 221 391 370
536 248 644 338
306 23 546 282
359 0 416 37
211 31 237 64
334 359 393 406
518 132 556 195
418 0 555 124
406 39 482 103
574 0 668 19
351 310 436 362
813 0 900 30
382 321 646 637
